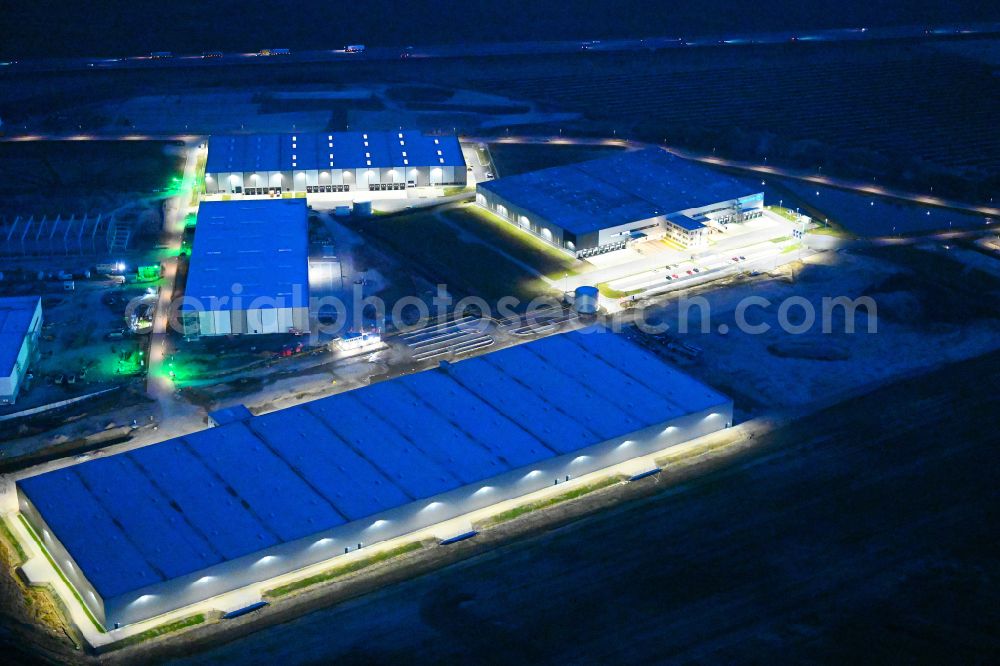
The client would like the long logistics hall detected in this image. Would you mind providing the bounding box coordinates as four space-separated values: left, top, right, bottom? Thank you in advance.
16 328 732 627
476 147 764 256
204 130 467 196
181 199 310 337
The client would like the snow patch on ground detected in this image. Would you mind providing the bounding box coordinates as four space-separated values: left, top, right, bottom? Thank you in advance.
644 251 1000 409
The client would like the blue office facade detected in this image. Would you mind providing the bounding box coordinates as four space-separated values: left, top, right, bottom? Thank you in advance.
17 329 732 627
204 131 467 195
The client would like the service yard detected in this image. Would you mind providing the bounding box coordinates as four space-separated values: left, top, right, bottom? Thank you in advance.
591 209 808 302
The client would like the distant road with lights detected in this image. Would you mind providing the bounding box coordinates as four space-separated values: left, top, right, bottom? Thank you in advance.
2 23 999 74
2 130 996 222
475 135 1000 219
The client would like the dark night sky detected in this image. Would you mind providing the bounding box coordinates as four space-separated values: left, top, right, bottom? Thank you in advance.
2 0 999 58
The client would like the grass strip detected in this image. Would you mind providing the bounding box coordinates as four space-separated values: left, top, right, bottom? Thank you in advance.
0 517 29 564
452 205 580 276
17 515 105 633
806 225 852 238
484 476 622 527
766 205 803 222
597 283 640 299
104 614 205 651
361 210 551 302
266 542 424 598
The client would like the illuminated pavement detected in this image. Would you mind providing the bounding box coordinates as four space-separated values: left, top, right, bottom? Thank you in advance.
552 211 801 293
146 141 207 438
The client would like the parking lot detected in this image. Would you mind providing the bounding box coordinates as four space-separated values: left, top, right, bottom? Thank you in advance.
559 210 804 300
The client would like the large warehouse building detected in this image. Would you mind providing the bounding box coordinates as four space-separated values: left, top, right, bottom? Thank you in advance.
204 130 467 196
16 328 732 627
476 147 764 257
0 296 43 405
181 199 309 337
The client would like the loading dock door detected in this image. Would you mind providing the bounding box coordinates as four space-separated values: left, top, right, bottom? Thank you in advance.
259 308 279 334
213 310 232 335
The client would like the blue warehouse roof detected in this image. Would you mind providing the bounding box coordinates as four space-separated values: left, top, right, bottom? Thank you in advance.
205 131 465 173
182 199 309 312
666 213 708 231
478 147 757 235
17 329 728 600
0 296 40 377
